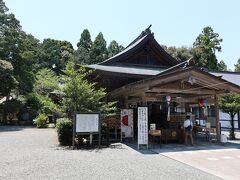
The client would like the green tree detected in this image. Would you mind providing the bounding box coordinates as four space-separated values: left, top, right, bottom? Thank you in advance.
62 63 116 117
193 26 223 70
217 60 227 71
0 1 38 94
89 32 108 64
219 94 240 140
108 40 121 58
73 29 92 64
234 58 240 72
38 39 73 73
34 68 60 95
163 45 193 62
0 60 17 98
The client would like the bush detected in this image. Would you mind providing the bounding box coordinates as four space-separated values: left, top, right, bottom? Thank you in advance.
56 118 73 146
34 113 48 128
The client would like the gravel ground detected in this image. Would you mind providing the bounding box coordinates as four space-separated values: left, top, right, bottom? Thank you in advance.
0 126 220 180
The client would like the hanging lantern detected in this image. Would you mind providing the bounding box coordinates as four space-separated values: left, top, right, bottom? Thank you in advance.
166 95 172 103
166 96 171 121
200 99 204 107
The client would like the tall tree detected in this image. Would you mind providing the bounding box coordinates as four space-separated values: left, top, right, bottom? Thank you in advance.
0 60 17 98
219 94 240 140
234 58 240 72
217 60 227 71
0 0 37 94
89 32 108 64
193 26 223 70
74 29 92 64
62 63 116 117
38 39 73 73
108 40 121 58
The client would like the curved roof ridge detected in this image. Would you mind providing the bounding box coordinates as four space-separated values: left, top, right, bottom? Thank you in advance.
98 34 150 65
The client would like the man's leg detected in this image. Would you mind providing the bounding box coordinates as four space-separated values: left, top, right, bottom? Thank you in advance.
190 133 193 145
185 133 188 145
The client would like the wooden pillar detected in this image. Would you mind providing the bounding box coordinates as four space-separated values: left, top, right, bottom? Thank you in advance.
124 96 128 109
214 94 220 142
141 92 147 106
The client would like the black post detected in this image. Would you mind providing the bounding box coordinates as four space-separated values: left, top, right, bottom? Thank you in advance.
72 113 76 149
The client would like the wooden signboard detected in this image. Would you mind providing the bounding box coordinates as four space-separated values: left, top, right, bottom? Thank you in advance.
138 107 148 150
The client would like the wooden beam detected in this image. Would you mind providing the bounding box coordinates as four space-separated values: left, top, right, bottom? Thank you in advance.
147 88 218 95
214 94 220 143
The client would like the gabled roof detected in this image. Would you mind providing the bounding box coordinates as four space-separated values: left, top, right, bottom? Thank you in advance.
98 26 179 66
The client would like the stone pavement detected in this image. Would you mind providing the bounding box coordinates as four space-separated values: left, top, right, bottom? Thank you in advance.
150 143 240 180
0 126 219 180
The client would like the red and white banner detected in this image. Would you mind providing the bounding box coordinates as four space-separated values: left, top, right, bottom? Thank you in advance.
120 109 134 139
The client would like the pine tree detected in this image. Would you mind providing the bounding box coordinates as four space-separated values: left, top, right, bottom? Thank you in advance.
74 29 92 65
89 32 108 64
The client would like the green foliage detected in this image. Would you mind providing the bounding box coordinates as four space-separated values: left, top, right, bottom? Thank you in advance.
163 46 193 62
34 113 48 128
74 29 92 65
3 99 23 115
234 58 240 72
34 68 60 95
217 60 227 71
0 60 18 96
0 1 38 94
219 94 240 140
56 118 72 145
108 40 121 58
62 62 116 117
77 29 92 49
37 39 73 73
193 26 223 70
90 32 108 64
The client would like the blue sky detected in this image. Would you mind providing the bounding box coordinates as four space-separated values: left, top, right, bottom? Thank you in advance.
5 0 240 70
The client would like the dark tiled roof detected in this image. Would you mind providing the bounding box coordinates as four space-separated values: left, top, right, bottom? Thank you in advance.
98 27 178 66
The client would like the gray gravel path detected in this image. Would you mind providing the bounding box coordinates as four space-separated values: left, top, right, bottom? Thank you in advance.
0 126 220 180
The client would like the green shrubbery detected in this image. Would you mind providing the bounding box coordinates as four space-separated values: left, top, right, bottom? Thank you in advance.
34 113 48 128
56 118 73 146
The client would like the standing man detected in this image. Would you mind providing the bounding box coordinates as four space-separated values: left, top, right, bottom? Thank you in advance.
184 115 193 145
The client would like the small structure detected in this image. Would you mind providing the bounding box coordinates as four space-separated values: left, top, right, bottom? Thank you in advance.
87 27 240 143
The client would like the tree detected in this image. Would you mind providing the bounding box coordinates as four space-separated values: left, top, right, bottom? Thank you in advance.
89 32 108 64
34 68 60 95
0 60 17 98
234 58 240 72
38 39 73 73
217 60 227 71
0 1 38 94
219 94 240 140
193 26 223 70
62 63 116 117
108 40 121 58
73 29 92 64
163 45 193 62
77 29 92 49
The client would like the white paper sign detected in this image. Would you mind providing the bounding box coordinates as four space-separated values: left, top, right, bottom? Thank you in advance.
76 114 99 132
138 107 148 146
121 109 134 138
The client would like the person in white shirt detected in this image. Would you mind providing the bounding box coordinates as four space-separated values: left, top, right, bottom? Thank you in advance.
183 115 193 145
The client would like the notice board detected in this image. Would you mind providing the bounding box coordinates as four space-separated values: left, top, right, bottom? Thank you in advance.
76 113 100 133
138 107 148 149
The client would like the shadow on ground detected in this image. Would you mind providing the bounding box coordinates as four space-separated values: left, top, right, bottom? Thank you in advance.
0 125 34 132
